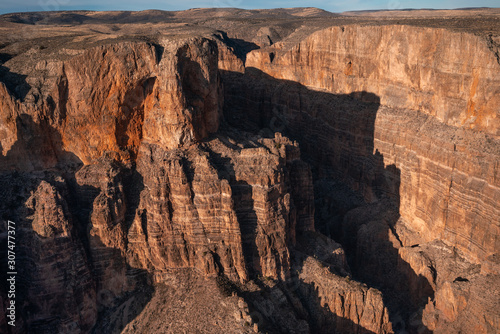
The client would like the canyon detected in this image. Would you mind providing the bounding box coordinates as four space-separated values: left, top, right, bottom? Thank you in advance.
0 7 499 334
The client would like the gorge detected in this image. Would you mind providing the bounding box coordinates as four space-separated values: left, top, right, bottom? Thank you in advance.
0 7 499 334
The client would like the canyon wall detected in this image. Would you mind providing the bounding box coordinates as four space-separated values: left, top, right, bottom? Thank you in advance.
0 34 340 333
231 24 500 265
222 23 500 333
247 25 500 135
0 37 222 168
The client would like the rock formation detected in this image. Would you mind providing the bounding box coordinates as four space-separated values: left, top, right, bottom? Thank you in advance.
222 16 500 334
0 7 498 334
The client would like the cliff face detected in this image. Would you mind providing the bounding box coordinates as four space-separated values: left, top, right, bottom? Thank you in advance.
23 180 97 333
222 23 500 334
229 24 500 265
298 257 392 334
0 37 222 167
0 34 329 333
247 25 500 135
126 133 315 282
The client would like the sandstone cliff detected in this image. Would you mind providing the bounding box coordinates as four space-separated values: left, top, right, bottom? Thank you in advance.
246 25 500 135
0 30 342 333
222 21 499 334
241 25 500 263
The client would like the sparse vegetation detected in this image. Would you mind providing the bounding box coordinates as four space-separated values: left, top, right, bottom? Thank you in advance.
215 275 240 297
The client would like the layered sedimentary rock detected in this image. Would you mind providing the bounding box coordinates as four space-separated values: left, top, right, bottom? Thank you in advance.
0 29 325 333
126 132 314 282
298 257 393 334
0 36 227 332
226 23 500 265
247 25 500 135
222 22 500 334
0 175 97 333
24 180 97 333
0 36 222 168
399 240 500 333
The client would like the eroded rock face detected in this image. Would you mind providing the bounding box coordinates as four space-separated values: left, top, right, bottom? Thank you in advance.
298 257 393 334
0 31 324 333
3 178 98 333
0 37 222 168
247 25 500 135
125 132 315 282
222 21 499 334
0 36 228 332
237 25 500 266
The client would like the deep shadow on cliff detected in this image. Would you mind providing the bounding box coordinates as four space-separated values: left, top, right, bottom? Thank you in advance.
0 114 153 334
0 53 30 101
203 149 261 277
221 68 435 333
242 280 380 334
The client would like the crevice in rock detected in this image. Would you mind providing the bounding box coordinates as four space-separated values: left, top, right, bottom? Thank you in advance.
213 30 260 64
221 66 437 333
150 42 164 64
486 33 500 66
0 53 30 100
453 276 469 283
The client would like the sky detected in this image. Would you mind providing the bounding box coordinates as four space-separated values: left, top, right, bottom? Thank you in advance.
0 0 498 15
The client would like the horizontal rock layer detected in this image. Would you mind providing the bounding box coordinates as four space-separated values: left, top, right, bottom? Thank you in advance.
226 24 500 265
247 25 500 135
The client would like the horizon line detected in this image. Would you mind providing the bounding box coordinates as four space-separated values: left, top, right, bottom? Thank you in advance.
1 6 499 16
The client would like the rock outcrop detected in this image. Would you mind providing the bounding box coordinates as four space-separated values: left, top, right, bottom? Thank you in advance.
222 21 499 334
298 257 393 334
126 131 314 282
0 37 222 168
0 35 233 332
0 28 324 333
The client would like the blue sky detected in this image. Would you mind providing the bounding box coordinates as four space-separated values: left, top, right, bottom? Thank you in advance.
0 0 498 15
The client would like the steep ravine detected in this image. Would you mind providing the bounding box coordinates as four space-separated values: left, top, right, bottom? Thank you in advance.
221 23 500 333
240 26 500 265
0 34 393 333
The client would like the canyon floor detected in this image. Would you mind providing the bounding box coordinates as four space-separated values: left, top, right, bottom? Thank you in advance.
0 7 499 334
